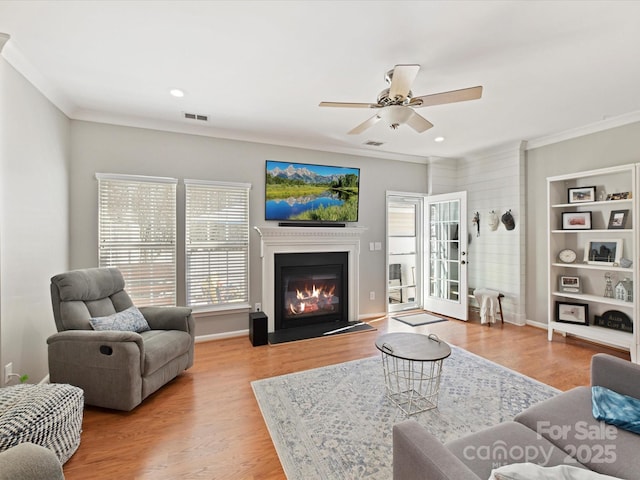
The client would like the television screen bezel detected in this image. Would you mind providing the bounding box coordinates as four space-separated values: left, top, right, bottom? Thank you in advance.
265 160 360 223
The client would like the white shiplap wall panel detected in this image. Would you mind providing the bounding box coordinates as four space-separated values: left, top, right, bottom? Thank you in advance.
430 143 526 325
428 158 460 194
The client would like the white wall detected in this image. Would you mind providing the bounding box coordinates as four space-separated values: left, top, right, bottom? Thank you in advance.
0 58 70 385
526 121 640 326
69 121 429 336
460 144 526 324
429 144 527 324
428 158 460 195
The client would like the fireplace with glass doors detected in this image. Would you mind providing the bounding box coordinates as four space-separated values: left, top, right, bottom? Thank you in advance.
273 251 348 331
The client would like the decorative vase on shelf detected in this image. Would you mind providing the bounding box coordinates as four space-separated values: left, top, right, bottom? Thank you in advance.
599 189 607 202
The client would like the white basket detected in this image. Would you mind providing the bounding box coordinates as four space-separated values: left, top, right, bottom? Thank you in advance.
380 353 444 416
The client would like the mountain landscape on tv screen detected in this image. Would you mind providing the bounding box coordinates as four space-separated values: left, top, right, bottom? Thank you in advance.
265 162 359 222
268 164 345 184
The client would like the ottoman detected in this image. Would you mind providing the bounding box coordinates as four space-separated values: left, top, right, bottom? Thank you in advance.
0 383 84 464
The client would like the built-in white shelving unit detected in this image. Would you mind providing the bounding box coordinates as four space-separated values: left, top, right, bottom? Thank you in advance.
547 164 638 363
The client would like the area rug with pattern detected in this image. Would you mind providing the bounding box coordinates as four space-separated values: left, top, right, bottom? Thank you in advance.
251 345 559 480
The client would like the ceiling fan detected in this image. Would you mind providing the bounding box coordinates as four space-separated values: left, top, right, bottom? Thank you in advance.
319 64 482 134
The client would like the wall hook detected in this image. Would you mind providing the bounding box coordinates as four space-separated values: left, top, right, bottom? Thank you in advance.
472 211 480 237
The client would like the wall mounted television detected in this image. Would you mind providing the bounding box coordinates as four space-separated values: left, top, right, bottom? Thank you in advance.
265 160 360 224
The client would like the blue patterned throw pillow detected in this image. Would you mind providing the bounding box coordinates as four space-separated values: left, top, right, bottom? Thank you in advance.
592 385 640 435
89 306 150 333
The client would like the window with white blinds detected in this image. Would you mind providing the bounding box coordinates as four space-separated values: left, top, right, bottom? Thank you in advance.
97 173 178 307
185 179 250 308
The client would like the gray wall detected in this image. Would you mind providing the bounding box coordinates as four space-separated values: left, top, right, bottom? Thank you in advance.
69 121 429 336
0 58 70 384
525 122 640 325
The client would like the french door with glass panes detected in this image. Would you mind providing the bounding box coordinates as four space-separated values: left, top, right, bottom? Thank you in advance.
424 191 468 320
386 194 423 313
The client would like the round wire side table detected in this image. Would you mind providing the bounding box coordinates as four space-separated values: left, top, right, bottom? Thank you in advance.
375 332 451 416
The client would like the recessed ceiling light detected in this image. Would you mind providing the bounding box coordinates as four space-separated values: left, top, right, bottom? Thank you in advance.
170 88 185 98
434 136 445 143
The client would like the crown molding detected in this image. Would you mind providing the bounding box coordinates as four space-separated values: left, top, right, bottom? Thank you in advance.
72 110 431 164
460 140 524 162
526 110 640 150
0 33 10 53
1 38 75 116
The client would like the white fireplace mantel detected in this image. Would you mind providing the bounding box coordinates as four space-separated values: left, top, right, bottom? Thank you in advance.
254 226 366 332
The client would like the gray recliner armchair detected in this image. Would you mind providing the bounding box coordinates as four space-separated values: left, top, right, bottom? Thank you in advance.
48 267 195 411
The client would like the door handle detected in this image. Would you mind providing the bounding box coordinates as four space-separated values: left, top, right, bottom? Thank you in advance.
461 260 466 265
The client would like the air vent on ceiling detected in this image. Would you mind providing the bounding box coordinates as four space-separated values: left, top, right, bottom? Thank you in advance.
364 140 384 147
184 112 209 122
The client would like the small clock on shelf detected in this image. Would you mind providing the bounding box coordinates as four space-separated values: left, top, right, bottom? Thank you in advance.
559 275 581 293
558 248 577 264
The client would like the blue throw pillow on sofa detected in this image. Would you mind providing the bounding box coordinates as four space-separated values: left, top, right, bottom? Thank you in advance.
89 306 150 333
592 385 640 434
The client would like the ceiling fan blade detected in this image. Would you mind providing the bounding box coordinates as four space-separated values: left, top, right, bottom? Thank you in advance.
410 85 483 108
347 114 382 135
388 64 420 101
405 111 434 133
319 101 379 108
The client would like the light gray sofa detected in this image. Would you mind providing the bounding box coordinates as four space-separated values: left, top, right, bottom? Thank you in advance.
0 443 64 480
48 267 195 411
393 353 640 480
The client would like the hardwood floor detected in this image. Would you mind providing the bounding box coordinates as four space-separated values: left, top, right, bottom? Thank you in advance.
62 314 629 480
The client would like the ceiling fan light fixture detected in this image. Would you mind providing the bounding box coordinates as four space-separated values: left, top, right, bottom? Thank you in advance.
320 64 482 135
379 105 413 130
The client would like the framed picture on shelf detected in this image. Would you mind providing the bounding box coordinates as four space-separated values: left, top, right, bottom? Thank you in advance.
555 301 588 325
567 186 596 204
607 209 629 229
606 192 632 201
584 239 623 266
562 211 592 230
558 275 581 293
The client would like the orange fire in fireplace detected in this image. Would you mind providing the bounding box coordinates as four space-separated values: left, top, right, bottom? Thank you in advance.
288 284 336 315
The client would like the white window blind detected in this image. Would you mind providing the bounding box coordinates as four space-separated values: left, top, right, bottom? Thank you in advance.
97 173 178 307
185 179 250 308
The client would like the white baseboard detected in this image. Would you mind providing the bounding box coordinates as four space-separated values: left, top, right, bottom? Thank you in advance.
195 329 249 343
182 318 551 345
525 319 548 330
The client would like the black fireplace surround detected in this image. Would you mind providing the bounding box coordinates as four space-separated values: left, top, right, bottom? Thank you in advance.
274 251 348 330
